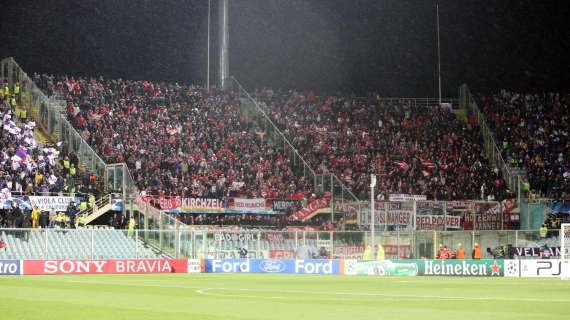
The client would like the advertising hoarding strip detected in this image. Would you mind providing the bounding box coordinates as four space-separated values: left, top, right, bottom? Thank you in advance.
22 259 189 275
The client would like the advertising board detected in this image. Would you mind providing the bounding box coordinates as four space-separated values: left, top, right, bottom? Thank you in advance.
204 259 340 275
0 260 22 275
22 259 188 275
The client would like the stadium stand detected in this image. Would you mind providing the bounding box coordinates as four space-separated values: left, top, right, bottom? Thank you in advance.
254 90 508 201
479 91 570 200
0 228 159 259
34 75 312 200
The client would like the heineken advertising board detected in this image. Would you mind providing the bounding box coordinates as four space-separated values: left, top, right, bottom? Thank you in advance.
343 259 504 277
419 259 503 276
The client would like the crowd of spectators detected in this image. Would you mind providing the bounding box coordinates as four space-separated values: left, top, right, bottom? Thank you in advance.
480 91 569 199
255 90 508 201
35 74 312 201
0 78 102 231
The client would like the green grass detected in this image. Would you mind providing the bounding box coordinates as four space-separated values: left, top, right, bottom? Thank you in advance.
0 274 569 320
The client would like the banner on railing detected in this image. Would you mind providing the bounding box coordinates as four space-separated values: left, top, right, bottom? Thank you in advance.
0 196 81 211
142 196 225 213
28 196 76 211
111 197 123 211
513 246 561 258
226 198 271 214
272 199 303 212
141 196 299 215
389 194 427 202
269 249 296 259
333 245 364 259
204 250 267 259
291 197 330 221
415 215 461 230
22 259 189 275
214 232 258 242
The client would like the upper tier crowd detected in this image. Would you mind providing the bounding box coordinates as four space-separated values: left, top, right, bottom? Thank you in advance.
35 74 569 204
35 75 311 201
480 91 569 199
255 90 508 201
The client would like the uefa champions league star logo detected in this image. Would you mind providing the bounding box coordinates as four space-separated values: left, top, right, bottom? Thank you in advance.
344 260 357 275
505 260 519 276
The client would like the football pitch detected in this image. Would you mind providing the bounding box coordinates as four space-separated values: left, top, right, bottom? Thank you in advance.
1 274 569 320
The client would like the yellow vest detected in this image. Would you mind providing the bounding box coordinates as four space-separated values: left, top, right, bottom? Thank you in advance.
70 165 76 176
10 97 16 106
32 209 41 220
80 201 88 211
63 159 70 168
20 110 27 119
3 86 9 96
14 84 20 94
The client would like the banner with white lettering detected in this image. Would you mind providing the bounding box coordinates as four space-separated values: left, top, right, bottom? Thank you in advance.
513 246 561 258
271 199 302 213
226 198 274 214
140 196 224 213
28 196 76 211
214 232 258 242
415 215 461 230
359 201 414 230
389 194 427 202
22 259 189 275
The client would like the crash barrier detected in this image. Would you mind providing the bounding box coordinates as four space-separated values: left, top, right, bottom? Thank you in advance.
0 258 564 277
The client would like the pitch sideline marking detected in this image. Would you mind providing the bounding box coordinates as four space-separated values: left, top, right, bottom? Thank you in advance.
195 287 570 302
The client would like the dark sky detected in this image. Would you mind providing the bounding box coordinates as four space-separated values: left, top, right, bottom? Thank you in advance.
0 0 568 97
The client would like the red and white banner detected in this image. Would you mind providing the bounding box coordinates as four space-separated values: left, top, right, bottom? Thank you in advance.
269 250 296 259
291 198 330 221
233 198 266 209
140 196 224 213
415 215 461 230
265 233 285 244
333 246 364 259
23 259 189 275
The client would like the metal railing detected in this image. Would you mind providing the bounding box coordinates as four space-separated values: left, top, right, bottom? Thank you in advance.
232 77 318 190
372 97 458 108
0 228 560 260
1 57 108 181
459 84 521 202
231 77 361 220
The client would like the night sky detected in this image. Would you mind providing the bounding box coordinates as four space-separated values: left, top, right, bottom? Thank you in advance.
0 0 568 97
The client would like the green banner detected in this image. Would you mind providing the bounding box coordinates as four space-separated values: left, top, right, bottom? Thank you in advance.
353 260 419 276
351 259 504 277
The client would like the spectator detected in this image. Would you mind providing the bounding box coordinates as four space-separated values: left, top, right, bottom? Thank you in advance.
455 243 465 259
480 91 569 199
256 90 506 200
472 243 481 259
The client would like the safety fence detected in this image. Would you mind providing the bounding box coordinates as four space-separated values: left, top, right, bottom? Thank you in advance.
0 228 560 261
